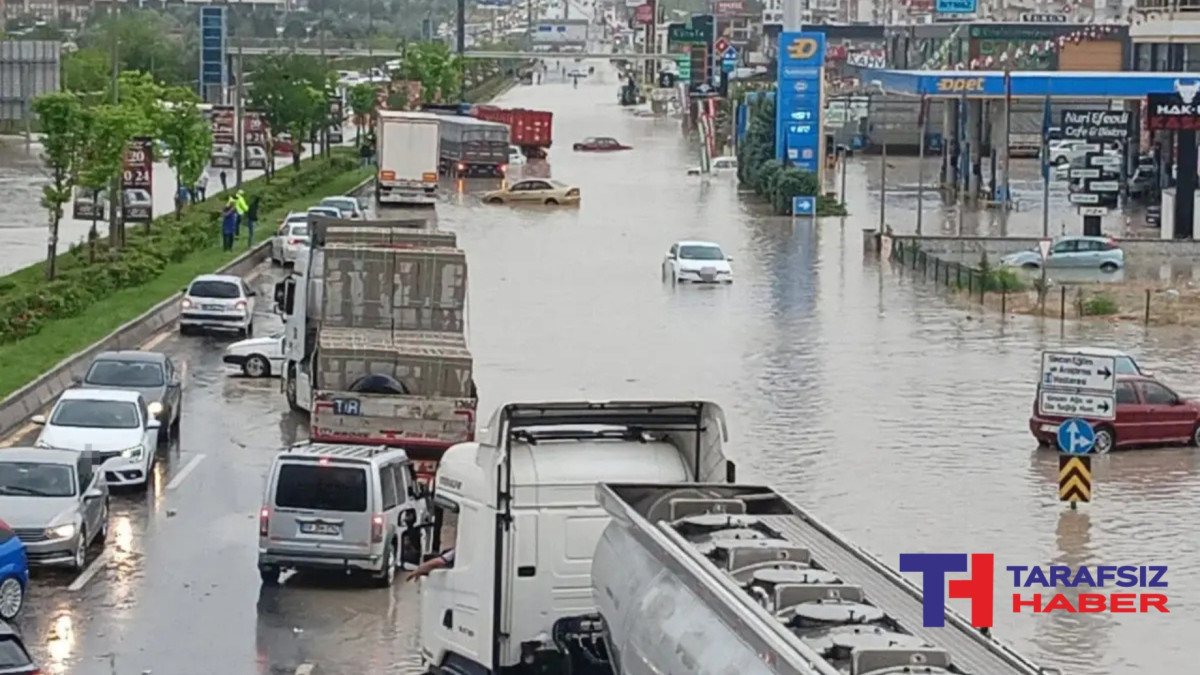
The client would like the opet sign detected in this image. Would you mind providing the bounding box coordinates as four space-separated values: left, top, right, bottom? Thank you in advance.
934 77 987 93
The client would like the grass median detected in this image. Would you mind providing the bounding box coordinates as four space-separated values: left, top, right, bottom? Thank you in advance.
0 152 373 399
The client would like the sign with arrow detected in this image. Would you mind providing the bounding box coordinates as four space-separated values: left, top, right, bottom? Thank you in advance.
1040 351 1117 393
1058 455 1092 503
1039 390 1115 420
1056 418 1096 455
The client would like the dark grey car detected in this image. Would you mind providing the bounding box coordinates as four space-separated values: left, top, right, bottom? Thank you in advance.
0 620 38 674
76 351 183 445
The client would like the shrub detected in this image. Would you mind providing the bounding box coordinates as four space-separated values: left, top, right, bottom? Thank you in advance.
1081 293 1119 316
0 152 359 345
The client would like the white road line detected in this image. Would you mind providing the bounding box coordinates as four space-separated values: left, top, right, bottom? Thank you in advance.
294 664 316 675
166 454 206 491
141 330 172 351
0 422 38 448
68 548 112 592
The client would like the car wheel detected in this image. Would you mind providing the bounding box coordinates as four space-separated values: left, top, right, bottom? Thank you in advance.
573 144 582 151
1100 261 1119 272
96 500 110 543
1093 426 1115 454
1191 423 1200 447
259 566 281 585
179 324 193 336
1021 262 1040 270
485 197 504 204
372 539 398 588
0 576 23 621
70 529 88 572
244 354 271 378
544 198 559 205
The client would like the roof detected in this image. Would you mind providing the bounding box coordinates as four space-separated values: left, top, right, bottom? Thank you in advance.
1062 346 1133 358
377 110 440 121
192 273 241 283
281 442 409 463
0 447 82 464
58 388 142 403
677 240 723 248
862 68 1200 99
92 350 166 363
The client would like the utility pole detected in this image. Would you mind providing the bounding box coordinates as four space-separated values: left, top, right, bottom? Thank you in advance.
110 36 124 248
235 47 245 188
457 0 466 102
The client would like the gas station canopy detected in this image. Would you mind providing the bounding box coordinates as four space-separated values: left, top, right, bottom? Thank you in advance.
860 68 1200 99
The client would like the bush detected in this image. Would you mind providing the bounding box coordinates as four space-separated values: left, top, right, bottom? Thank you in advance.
1081 293 1119 316
0 152 359 346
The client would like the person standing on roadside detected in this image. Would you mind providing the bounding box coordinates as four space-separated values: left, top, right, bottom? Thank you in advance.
221 204 237 251
246 194 261 247
232 189 248 235
194 172 208 202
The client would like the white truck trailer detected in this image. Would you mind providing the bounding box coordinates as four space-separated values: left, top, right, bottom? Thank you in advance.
376 110 441 206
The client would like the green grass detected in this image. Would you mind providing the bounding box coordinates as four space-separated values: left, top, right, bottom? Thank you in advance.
0 162 373 399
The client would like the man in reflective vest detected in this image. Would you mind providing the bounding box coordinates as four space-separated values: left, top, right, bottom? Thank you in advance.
228 190 248 235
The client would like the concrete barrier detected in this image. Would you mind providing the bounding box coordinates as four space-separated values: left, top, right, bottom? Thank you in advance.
0 175 375 441
890 234 1200 266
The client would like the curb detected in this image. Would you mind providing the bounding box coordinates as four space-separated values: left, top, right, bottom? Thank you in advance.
0 177 376 442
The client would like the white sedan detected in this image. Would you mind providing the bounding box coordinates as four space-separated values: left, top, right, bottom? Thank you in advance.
687 156 738 176
33 389 161 489
223 334 284 378
270 212 310 266
662 240 734 284
319 196 364 219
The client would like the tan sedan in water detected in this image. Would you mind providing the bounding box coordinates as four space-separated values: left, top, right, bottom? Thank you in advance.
482 179 580 206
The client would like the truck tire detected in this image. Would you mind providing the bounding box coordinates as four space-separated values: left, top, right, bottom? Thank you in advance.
285 366 303 412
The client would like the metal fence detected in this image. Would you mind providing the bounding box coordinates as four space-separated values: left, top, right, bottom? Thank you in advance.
890 239 1013 311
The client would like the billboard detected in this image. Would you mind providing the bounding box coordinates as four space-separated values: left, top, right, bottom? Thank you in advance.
121 138 153 222
199 6 227 91
72 186 108 221
775 31 825 172
0 41 61 124
327 98 345 144
210 104 235 169
531 21 589 44
243 111 270 170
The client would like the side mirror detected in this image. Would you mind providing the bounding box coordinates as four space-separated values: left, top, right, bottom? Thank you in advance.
246 290 257 297
726 256 734 262
84 488 104 500
181 287 188 294
31 414 46 425
147 419 162 429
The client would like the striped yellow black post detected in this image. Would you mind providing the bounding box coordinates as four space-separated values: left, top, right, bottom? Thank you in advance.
1058 456 1092 503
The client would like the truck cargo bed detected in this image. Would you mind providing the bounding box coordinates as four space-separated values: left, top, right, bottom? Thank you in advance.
596 483 1046 675
310 217 453 248
316 326 473 397
320 244 467 332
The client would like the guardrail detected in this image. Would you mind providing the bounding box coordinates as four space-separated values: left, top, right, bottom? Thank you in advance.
0 176 375 442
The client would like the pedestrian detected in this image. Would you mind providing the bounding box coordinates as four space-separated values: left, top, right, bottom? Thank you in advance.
232 189 248 235
246 194 261 247
219 170 228 193
221 204 237 251
194 172 208 202
175 184 190 216
360 140 372 168
406 548 455 582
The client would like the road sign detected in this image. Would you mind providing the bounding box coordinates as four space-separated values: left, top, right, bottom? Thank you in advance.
1089 155 1122 168
792 195 816 217
714 37 730 55
1069 168 1100 179
1037 238 1051 259
1089 180 1120 192
1041 351 1117 392
723 46 738 60
722 57 736 73
1069 193 1100 204
1056 418 1095 455
1039 390 1116 420
1078 206 1110 216
1058 455 1093 503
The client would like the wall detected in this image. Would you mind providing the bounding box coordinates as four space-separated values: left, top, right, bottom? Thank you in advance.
0 40 60 132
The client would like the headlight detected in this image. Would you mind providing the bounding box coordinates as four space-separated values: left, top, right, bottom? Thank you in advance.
121 445 144 460
46 523 76 540
147 402 163 417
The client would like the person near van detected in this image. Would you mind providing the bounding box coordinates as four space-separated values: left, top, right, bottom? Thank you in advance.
220 204 237 251
406 548 454 582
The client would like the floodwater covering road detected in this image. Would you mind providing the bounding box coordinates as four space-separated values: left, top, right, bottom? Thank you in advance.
3 63 1198 675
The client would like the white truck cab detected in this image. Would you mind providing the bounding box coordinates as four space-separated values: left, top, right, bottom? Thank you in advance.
418 400 734 675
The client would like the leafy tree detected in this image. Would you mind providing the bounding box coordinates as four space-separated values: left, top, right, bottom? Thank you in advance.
159 89 213 217
75 13 195 89
348 83 378 142
110 71 166 145
77 104 141 253
31 92 89 280
62 48 110 94
248 54 336 166
399 41 462 103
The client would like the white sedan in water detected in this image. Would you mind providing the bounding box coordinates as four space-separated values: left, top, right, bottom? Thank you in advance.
662 240 734 284
223 333 285 378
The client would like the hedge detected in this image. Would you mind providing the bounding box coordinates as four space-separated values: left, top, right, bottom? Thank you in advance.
0 150 372 398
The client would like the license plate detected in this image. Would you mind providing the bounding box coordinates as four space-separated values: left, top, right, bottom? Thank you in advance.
300 522 341 535
1040 424 1058 433
202 304 224 311
332 398 361 415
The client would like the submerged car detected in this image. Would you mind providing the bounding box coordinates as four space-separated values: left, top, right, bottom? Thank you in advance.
77 350 182 444
224 333 285 378
0 519 28 621
482 179 580 206
687 156 738 176
662 240 734 284
1000 236 1124 272
573 137 631 152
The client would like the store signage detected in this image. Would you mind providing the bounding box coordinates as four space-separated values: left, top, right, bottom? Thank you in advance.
1060 109 1130 140
936 0 977 13
936 77 985 93
775 31 825 172
1147 87 1200 131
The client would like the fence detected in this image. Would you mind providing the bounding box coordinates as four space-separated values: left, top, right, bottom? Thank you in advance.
890 239 1016 314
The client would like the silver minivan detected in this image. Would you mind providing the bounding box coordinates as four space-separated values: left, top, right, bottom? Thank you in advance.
257 443 432 587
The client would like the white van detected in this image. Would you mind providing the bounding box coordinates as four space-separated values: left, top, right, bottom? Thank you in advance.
258 443 434 587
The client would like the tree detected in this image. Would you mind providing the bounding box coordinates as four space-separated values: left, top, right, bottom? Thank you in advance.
77 104 141 256
159 89 213 217
62 48 110 94
248 54 336 166
110 71 166 145
348 83 378 142
31 93 89 280
399 41 462 103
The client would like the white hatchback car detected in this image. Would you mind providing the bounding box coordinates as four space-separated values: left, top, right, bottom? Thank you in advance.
662 240 734 284
319 196 364 219
271 212 310 266
179 274 257 337
223 333 284 378
33 389 161 489
687 156 738 176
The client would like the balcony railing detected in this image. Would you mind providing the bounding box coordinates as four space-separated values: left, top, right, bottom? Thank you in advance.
1134 0 1200 12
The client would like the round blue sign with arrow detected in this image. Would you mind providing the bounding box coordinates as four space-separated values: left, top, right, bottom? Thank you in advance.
1056 418 1095 455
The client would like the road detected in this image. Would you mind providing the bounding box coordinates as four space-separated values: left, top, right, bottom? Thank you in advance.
2 64 1198 675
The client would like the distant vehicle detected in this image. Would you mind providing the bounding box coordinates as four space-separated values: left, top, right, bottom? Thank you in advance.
0 519 28 621
999 236 1124 272
376 111 441 205
662 240 734 284
224 333 284 378
306 206 343 220
687 156 738 175
573 136 631 152
0 448 109 572
482 179 580 206
271 212 311 266
1047 139 1119 166
75 350 182 445
0 619 37 674
567 67 588 78
319 196 364 219
180 273 257 337
273 134 301 156
1030 374 1200 453
34 389 161 489
507 146 526 167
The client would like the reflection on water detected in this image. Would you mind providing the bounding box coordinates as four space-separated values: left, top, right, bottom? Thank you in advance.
43 613 74 675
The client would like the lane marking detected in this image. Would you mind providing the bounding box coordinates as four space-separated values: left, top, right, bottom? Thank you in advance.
166 454 206 491
142 330 172 351
295 665 315 675
68 548 112 592
0 422 38 448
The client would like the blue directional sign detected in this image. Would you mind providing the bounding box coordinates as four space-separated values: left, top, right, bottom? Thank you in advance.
199 6 227 90
792 195 816 217
1056 418 1096 455
723 46 738 60
936 0 978 12
775 32 825 173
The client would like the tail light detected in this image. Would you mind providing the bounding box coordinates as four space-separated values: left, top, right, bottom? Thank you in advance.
289 238 303 245
234 300 248 311
371 513 385 543
457 163 466 172
259 507 270 536
181 298 192 309
499 164 508 174
1104 238 1119 249
566 189 580 197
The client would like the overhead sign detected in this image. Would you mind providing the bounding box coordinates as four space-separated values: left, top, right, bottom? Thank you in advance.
120 137 153 223
1059 456 1092 503
1021 12 1068 22
199 6 227 90
1078 206 1110 216
1056 419 1095 455
1041 351 1117 392
1060 109 1130 141
1040 391 1116 420
936 0 977 13
1146 86 1200 131
775 31 825 173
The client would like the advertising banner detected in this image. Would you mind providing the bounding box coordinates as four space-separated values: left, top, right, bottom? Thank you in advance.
72 186 108 221
327 98 345 144
1146 91 1200 131
210 104 235 169
935 0 977 12
121 137 153 223
635 4 654 23
775 31 825 172
1060 109 1130 141
714 0 745 13
243 111 270 170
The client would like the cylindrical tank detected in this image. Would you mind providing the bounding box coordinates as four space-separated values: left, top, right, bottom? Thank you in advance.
591 519 779 675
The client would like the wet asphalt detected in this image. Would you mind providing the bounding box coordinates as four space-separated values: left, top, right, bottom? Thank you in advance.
1 64 1198 675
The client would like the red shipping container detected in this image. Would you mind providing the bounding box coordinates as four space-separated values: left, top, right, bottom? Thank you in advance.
472 106 554 148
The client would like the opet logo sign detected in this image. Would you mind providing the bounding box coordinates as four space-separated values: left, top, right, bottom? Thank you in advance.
786 37 820 61
935 77 986 93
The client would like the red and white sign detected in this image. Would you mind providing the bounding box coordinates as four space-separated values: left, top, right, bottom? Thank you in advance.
635 3 654 24
714 37 730 54
714 0 744 13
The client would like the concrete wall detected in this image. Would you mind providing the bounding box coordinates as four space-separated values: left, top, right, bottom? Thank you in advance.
0 40 60 128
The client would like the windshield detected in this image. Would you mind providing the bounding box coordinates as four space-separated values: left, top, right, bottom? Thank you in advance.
289 225 310 238
51 399 141 429
1115 356 1142 375
85 359 164 387
274 464 368 512
679 245 725 261
0 461 75 498
188 280 241 299
322 198 356 212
